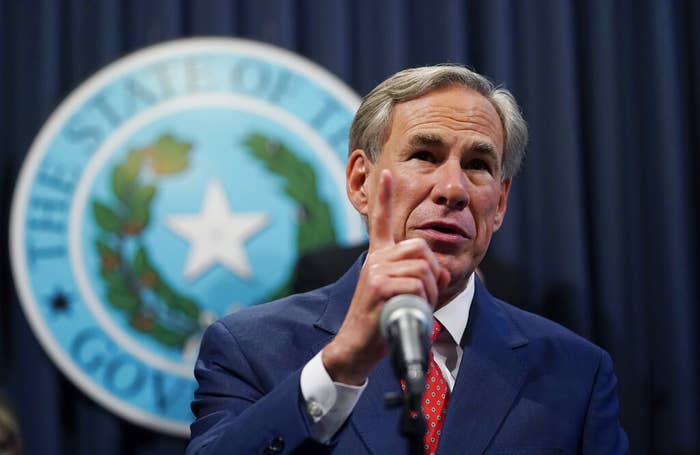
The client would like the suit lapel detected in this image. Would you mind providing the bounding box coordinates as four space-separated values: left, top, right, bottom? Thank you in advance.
438 278 529 455
350 358 410 454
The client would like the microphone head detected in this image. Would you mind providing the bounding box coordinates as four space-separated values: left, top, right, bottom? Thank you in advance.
379 294 432 340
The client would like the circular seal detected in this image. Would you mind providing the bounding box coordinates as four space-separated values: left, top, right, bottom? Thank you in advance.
10 38 362 437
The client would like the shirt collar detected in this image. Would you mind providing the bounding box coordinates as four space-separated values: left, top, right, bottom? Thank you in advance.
433 273 474 345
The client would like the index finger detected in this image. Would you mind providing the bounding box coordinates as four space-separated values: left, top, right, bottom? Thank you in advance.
368 169 395 249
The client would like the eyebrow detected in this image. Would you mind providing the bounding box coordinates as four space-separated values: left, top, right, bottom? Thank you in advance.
408 133 445 148
470 141 501 166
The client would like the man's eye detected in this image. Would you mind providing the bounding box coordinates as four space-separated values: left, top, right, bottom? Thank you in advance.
466 159 491 172
411 151 435 162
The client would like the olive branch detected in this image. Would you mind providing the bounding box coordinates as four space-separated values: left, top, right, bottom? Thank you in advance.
242 133 337 300
92 134 201 349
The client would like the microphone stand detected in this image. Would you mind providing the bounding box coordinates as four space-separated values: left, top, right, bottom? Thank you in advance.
385 350 428 455
385 367 426 455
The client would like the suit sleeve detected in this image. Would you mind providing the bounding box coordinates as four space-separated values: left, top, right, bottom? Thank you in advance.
186 320 333 455
580 349 629 454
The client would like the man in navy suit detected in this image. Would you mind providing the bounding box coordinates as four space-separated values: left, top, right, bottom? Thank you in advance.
187 65 628 454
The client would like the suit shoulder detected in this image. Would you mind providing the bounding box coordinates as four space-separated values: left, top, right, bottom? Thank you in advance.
215 286 331 336
495 298 602 355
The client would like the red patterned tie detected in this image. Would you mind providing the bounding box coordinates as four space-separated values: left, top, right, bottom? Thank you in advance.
423 319 449 455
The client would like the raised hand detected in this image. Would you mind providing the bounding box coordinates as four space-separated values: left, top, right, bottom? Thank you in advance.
322 169 450 385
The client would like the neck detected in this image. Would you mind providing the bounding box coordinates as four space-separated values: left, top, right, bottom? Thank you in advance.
435 274 471 311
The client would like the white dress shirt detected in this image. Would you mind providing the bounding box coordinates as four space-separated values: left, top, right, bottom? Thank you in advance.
300 274 474 443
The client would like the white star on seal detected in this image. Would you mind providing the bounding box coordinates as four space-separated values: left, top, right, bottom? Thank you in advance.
166 179 268 281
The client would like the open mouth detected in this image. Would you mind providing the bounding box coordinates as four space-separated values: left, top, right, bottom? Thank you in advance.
421 222 468 238
431 225 459 234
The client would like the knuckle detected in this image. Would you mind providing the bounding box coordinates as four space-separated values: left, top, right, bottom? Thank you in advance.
367 275 383 293
400 238 421 249
419 260 431 276
414 237 429 249
414 238 429 249
410 238 431 256
412 280 425 297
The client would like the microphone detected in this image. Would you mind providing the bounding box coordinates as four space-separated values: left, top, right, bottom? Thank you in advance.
379 294 432 400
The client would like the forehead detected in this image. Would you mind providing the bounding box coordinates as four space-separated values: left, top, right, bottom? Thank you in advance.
385 86 504 153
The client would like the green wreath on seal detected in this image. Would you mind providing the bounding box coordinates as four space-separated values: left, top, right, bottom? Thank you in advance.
92 133 338 350
93 134 202 349
242 133 337 300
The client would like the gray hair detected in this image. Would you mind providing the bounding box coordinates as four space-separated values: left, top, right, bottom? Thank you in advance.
349 65 528 179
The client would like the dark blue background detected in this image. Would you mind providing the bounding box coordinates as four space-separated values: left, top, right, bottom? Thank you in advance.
1 1 698 454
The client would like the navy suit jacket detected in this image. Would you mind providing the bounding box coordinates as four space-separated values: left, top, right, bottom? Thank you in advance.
188 255 628 454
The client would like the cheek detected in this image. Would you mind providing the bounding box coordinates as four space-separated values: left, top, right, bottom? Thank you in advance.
472 190 502 228
391 176 428 236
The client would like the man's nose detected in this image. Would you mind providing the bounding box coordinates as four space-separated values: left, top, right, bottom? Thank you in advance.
432 161 469 210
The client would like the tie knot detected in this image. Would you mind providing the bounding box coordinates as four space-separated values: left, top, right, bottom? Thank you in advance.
431 319 445 342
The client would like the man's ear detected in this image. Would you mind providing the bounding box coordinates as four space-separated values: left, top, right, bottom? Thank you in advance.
346 149 372 216
492 177 511 231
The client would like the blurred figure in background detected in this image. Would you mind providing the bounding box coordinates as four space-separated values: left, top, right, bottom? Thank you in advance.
0 394 21 455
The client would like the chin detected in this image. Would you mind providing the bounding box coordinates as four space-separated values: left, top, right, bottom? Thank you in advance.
437 254 474 281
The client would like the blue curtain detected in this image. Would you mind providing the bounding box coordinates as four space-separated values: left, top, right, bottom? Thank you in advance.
1 1 698 453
